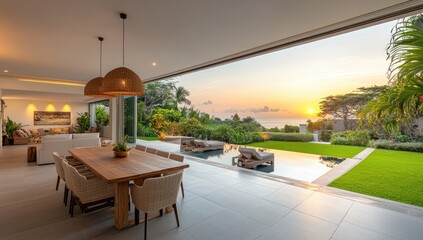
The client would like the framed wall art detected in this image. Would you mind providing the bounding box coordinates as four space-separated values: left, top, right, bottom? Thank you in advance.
34 111 71 125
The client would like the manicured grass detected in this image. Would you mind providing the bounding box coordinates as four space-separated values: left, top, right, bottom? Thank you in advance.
137 136 159 141
247 141 365 158
329 149 423 207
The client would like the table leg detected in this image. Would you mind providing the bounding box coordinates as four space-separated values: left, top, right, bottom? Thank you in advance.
114 181 129 229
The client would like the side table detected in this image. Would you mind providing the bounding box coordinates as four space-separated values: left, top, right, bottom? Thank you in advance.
27 146 37 163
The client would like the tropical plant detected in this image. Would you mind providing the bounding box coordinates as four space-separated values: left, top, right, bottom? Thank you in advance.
138 80 176 114
95 105 109 132
5 117 24 138
149 114 171 141
75 112 91 133
174 86 191 108
362 14 423 131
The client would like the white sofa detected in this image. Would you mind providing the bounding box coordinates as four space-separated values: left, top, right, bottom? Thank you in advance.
37 133 101 165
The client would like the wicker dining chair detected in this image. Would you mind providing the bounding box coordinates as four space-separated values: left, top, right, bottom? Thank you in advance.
135 145 147 152
168 153 185 198
62 160 115 217
145 147 157 155
130 172 183 240
52 152 69 205
156 150 169 158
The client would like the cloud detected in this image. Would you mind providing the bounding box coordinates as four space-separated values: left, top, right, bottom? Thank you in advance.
250 106 279 113
224 106 286 113
202 100 213 105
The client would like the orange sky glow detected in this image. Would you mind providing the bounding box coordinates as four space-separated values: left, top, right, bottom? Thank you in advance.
178 20 396 127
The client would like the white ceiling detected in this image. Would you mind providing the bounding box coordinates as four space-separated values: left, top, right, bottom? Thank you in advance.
0 0 421 101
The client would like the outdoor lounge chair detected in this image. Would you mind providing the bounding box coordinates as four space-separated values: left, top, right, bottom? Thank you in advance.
191 140 225 152
232 147 274 169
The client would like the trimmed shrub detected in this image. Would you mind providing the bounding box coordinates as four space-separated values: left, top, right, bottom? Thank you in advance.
137 124 156 137
331 130 370 147
320 130 333 142
370 140 423 152
395 135 410 143
263 132 313 142
210 124 236 143
330 136 349 145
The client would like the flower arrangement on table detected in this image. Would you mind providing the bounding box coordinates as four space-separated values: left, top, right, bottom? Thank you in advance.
113 136 133 158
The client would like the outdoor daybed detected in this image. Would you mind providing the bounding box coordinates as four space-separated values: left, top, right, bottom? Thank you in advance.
181 139 225 152
232 147 274 169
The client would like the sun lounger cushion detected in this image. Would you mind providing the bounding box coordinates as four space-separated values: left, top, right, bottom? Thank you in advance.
205 141 224 148
239 147 274 160
194 140 209 148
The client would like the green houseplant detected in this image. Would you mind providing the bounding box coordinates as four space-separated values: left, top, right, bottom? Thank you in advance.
113 136 132 158
75 112 91 133
5 117 24 145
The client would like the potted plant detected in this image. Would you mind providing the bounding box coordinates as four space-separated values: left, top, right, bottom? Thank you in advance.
113 136 132 158
75 112 91 133
5 117 24 145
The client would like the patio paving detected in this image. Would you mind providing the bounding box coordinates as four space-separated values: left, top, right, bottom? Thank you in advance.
0 142 422 240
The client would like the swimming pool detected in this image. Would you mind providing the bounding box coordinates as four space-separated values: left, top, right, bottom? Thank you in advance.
179 144 344 182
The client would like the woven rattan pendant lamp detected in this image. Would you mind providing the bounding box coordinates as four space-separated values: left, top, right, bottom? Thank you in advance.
84 37 114 98
103 13 144 96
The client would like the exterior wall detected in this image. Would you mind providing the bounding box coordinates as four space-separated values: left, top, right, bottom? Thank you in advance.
3 99 88 131
330 119 359 132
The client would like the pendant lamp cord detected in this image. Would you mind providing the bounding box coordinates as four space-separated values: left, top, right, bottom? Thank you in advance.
122 16 125 66
100 38 103 76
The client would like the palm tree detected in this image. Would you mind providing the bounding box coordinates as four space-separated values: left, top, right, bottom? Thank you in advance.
386 14 423 106
174 86 191 109
363 14 423 131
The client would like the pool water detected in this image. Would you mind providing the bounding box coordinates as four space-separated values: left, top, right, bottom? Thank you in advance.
179 144 345 182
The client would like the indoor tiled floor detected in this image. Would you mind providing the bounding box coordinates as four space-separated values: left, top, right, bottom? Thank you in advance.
1 143 422 240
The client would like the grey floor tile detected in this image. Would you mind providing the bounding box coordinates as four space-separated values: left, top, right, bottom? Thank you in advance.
204 188 290 226
332 221 400 240
186 209 266 240
264 184 314 208
256 210 338 240
230 181 277 198
295 192 353 224
184 179 224 196
183 197 225 218
344 202 423 240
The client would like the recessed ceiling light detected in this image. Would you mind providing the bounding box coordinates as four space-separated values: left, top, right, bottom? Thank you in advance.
152 62 157 66
3 69 9 73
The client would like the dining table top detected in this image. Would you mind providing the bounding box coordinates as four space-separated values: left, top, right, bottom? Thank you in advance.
68 146 189 183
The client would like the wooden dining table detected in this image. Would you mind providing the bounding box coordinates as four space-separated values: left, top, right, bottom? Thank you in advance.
68 146 189 229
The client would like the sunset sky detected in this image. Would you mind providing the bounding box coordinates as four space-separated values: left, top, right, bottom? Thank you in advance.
177 20 397 127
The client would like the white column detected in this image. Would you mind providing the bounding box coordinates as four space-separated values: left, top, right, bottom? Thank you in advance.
110 96 124 141
299 124 307 134
109 97 117 141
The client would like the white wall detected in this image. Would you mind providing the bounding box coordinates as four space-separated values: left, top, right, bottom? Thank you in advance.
3 99 88 130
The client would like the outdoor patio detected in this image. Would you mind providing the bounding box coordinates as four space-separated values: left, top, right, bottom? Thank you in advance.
0 142 422 240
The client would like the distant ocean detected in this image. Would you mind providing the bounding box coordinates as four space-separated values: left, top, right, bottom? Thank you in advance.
256 118 314 128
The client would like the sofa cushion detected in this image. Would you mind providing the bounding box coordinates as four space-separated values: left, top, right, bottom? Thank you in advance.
23 129 32 136
30 129 39 135
15 130 28 138
51 128 63 134
72 133 100 139
43 134 72 140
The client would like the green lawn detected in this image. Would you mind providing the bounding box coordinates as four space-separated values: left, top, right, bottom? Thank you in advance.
247 141 365 158
329 149 423 207
137 136 159 141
